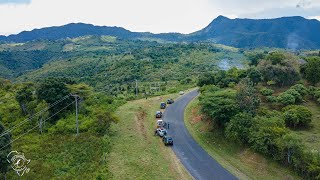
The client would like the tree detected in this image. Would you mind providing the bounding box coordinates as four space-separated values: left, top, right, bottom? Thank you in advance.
247 68 262 85
305 57 320 85
276 133 303 164
200 89 240 127
36 78 73 122
283 105 312 128
257 53 300 87
267 52 286 65
246 52 266 66
197 72 215 87
94 110 119 135
226 112 254 144
236 78 260 114
66 83 93 100
0 122 11 180
15 83 34 115
249 116 287 157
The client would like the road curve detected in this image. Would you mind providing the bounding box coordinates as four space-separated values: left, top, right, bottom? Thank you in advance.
163 90 237 180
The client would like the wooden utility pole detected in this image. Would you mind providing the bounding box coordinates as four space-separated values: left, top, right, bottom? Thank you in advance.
135 80 138 96
72 95 79 136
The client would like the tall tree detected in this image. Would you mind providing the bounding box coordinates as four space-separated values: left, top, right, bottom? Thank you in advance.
236 78 260 115
15 83 35 115
36 78 73 122
305 57 320 85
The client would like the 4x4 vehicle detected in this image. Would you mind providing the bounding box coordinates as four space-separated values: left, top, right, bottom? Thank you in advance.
156 119 166 128
156 111 162 118
160 102 166 109
163 136 173 145
167 99 174 104
156 128 167 137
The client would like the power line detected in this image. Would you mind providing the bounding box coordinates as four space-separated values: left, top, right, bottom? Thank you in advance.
0 100 76 151
0 93 72 138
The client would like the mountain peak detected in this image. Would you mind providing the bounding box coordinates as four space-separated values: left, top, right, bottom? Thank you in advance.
216 15 229 20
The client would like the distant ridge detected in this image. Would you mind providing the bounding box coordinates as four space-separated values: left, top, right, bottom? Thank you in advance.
1 16 320 49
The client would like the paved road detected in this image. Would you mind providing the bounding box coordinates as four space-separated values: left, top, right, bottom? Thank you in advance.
163 90 237 180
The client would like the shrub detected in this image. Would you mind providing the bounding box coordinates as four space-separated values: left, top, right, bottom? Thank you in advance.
278 93 296 106
285 89 303 103
249 116 287 156
266 96 278 103
225 113 254 144
291 84 307 96
283 105 312 128
200 89 239 127
260 87 274 96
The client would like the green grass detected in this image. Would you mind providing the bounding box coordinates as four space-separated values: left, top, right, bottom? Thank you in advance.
108 93 191 180
6 133 111 179
184 97 300 180
293 101 320 151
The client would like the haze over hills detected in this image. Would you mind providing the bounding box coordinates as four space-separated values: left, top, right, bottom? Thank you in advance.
0 16 320 49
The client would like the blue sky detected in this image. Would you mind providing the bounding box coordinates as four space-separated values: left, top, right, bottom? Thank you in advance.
0 0 319 35
0 0 30 4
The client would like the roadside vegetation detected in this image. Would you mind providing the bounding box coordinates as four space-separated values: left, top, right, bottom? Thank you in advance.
0 78 124 179
196 52 320 179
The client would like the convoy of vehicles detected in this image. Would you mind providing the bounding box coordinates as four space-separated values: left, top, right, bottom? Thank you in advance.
154 92 184 145
154 97 179 145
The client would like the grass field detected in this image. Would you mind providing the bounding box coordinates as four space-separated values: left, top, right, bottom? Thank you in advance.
108 93 191 180
184 97 301 180
293 101 320 151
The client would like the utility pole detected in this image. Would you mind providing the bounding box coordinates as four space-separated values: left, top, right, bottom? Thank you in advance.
135 79 138 96
39 115 43 134
72 95 79 136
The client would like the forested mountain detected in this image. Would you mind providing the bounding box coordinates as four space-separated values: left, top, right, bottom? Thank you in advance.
188 16 320 49
1 23 143 42
0 16 319 49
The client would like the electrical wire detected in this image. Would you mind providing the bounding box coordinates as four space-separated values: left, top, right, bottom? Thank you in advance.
0 100 76 151
0 93 73 138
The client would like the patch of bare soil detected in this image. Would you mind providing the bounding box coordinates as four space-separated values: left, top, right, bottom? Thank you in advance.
135 107 149 142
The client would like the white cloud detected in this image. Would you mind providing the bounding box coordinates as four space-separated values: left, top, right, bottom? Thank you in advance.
0 0 319 35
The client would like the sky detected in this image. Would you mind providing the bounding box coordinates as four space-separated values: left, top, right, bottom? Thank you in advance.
0 0 319 35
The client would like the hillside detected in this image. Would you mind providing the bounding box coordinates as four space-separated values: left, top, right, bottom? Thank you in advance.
13 37 245 93
0 16 319 49
189 16 320 49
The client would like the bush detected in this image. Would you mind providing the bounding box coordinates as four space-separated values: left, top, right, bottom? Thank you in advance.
200 89 239 127
260 87 274 96
266 96 278 103
225 113 254 144
291 84 307 96
278 93 296 106
283 105 312 128
285 89 303 103
249 116 287 156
